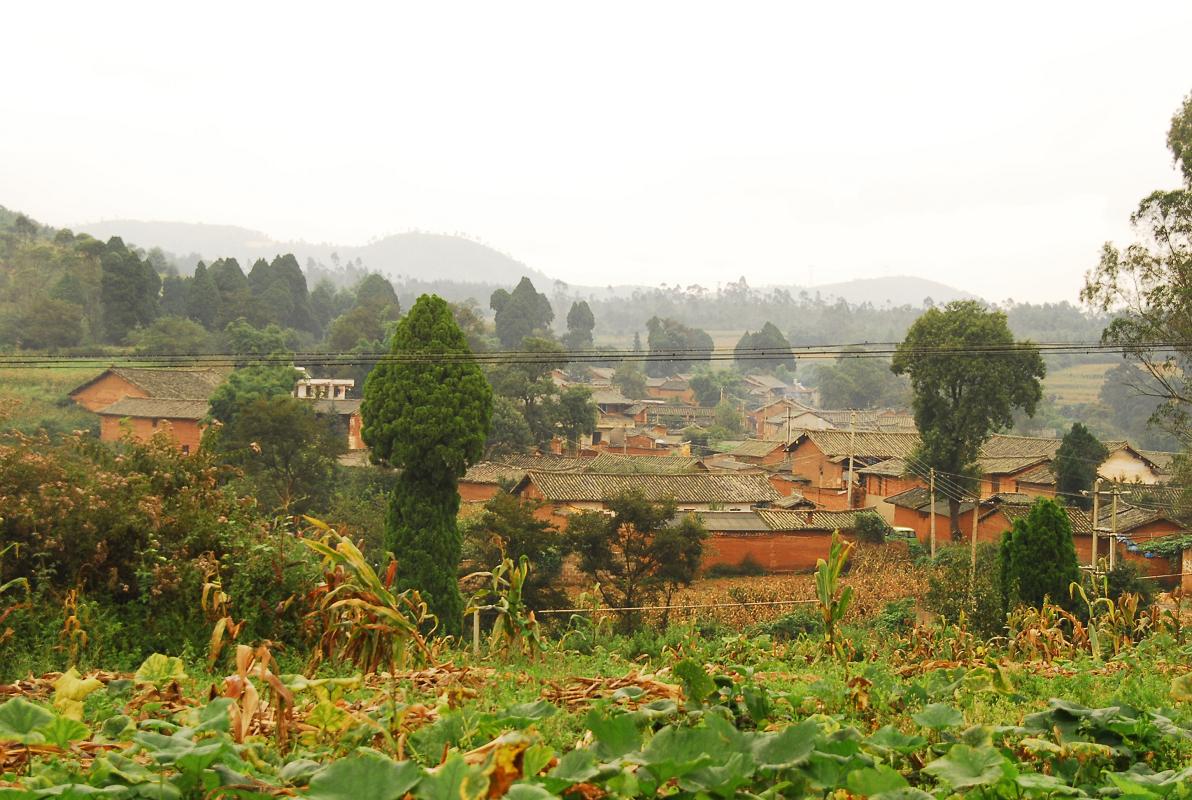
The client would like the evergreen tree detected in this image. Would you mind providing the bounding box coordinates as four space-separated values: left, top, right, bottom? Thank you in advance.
160 274 190 318
1055 423 1109 510
645 316 713 377
208 258 253 327
186 262 220 329
490 277 553 349
734 322 794 373
485 396 535 457
362 294 492 635
562 300 596 350
998 497 1081 612
99 237 160 342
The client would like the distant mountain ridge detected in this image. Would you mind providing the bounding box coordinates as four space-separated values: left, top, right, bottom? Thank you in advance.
75 219 978 306
74 219 551 287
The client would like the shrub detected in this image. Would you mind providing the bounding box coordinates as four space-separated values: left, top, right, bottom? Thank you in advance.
875 598 916 633
1102 561 1158 610
999 497 1081 613
755 608 823 641
854 512 892 544
924 543 1005 638
706 554 766 578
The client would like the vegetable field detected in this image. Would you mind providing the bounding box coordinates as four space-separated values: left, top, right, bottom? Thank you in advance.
2 597 1191 797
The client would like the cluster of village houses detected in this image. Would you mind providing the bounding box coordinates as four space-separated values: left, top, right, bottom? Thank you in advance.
69 365 1192 589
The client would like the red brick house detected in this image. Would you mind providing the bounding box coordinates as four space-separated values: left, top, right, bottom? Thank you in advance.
683 507 868 573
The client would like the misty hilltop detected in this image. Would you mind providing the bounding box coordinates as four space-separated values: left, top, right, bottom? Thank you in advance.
74 219 551 287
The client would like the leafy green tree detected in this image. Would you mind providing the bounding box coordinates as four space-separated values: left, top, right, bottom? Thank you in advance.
486 336 566 446
998 497 1081 612
1054 423 1108 510
450 300 492 353
1083 90 1192 437
160 274 189 319
734 322 795 373
209 395 343 514
712 399 745 435
248 254 318 334
310 278 351 334
14 297 84 349
327 305 392 351
208 258 253 327
892 301 1044 537
568 491 706 630
463 493 567 610
485 396 536 457
186 262 220 329
612 361 648 400
207 366 300 424
690 368 744 407
1097 363 1179 450
131 316 213 356
562 300 596 350
490 277 554 349
815 349 908 409
100 237 160 342
223 320 296 359
555 386 597 453
354 273 401 316
925 543 1005 637
854 511 891 543
646 316 713 377
362 294 493 635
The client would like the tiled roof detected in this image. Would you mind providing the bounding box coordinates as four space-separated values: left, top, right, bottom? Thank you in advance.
773 492 815 509
672 510 771 532
744 374 789 390
522 471 780 504
496 454 592 472
1014 463 1056 485
97 397 208 419
309 398 362 416
977 455 1049 476
590 390 633 406
1137 449 1177 471
998 504 1094 535
462 462 530 485
857 457 908 477
755 508 867 531
728 439 789 458
586 452 701 474
800 430 921 460
73 367 226 400
646 405 717 422
815 410 917 432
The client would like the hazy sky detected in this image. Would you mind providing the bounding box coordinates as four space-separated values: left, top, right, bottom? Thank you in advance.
3 2 1191 302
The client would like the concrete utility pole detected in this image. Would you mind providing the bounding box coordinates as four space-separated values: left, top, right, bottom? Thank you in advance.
970 488 980 614
845 411 857 509
1110 485 1119 570
1091 477 1102 569
929 468 937 559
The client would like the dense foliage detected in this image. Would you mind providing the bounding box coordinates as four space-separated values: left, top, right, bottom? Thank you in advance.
1054 423 1109 510
999 497 1082 613
362 294 493 635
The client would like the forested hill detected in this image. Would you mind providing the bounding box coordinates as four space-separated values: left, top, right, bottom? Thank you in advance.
74 219 549 287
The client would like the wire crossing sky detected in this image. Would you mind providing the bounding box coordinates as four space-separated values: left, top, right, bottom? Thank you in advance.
3 1 1192 302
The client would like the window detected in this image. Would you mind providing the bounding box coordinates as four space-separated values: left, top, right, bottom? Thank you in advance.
991 477 1001 494
181 445 190 455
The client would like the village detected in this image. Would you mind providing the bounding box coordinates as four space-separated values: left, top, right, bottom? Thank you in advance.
67 360 1192 591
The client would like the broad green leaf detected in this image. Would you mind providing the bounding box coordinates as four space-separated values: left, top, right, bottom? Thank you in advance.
307 748 423 800
503 785 556 800
846 764 909 795
923 744 1009 789
497 700 557 722
871 790 936 800
584 711 641 760
546 749 599 785
278 758 322 785
1170 673 1192 704
673 659 716 704
912 703 963 730
742 685 771 724
52 668 105 721
0 697 54 743
751 720 819 770
521 744 554 780
100 715 134 740
681 751 755 796
38 716 90 748
1015 772 1084 796
865 725 928 755
639 726 719 782
133 654 187 686
415 752 488 800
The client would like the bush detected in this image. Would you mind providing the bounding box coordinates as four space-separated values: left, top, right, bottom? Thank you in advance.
1102 561 1159 610
754 608 823 641
999 497 1081 613
854 512 892 544
924 543 1005 638
875 598 916 633
706 554 766 578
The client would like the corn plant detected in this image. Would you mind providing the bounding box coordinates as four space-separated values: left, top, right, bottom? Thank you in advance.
220 643 294 748
201 562 243 669
466 556 543 660
815 531 855 664
302 517 433 675
0 543 29 646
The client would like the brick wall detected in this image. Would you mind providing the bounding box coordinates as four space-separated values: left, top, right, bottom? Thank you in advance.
72 374 148 412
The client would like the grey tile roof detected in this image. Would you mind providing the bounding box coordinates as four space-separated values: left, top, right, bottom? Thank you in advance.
728 439 789 458
97 397 209 419
73 367 227 400
672 510 772 532
522 471 780 504
308 398 362 416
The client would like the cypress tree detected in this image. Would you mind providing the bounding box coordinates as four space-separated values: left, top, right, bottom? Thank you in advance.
998 497 1081 612
362 294 492 635
186 262 220 329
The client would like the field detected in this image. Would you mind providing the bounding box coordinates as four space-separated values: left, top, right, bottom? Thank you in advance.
1043 364 1113 406
0 366 102 435
2 540 1190 799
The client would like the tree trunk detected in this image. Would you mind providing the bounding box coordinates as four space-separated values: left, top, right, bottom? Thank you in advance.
949 497 963 542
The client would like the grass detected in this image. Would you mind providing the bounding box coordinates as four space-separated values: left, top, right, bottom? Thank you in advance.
1044 363 1113 405
0 365 101 435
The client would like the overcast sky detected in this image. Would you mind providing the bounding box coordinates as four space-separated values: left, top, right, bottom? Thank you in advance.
3 2 1191 302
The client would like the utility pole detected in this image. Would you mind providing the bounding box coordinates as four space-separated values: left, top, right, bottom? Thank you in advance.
845 411 856 509
970 488 980 614
1109 485 1119 570
929 468 937 559
1090 477 1101 569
